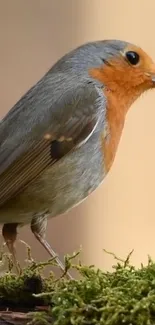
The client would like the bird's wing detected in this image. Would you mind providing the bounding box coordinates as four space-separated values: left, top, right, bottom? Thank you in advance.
0 77 106 206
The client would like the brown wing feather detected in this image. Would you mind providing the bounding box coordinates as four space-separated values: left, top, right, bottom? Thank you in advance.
0 117 98 205
0 80 105 206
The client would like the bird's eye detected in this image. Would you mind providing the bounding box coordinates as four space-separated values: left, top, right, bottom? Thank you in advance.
125 51 140 65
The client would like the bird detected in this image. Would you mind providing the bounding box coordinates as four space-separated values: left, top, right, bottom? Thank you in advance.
0 39 155 278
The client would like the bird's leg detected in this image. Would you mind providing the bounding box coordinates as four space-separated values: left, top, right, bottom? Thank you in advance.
2 223 21 274
31 215 73 279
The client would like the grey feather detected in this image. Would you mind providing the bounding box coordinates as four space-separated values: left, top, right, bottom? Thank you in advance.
0 77 106 205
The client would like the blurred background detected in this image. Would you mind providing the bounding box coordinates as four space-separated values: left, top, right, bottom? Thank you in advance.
0 0 155 273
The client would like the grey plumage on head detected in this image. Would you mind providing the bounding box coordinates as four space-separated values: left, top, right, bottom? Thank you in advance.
49 39 130 74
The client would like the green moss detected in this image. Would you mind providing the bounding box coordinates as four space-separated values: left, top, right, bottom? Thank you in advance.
1 249 155 324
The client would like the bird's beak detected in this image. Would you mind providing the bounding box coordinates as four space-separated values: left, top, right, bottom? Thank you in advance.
151 74 155 87
151 75 155 82
145 72 155 86
144 62 155 84
144 71 155 83
149 63 155 84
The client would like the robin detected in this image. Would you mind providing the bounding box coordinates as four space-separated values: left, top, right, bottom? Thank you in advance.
0 39 155 278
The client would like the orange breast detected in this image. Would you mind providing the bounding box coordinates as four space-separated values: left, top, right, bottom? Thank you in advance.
89 65 135 174
101 88 126 173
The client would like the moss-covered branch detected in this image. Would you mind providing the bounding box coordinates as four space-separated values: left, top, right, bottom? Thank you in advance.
0 249 155 324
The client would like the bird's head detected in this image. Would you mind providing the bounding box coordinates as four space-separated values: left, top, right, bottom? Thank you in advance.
88 40 155 107
52 39 155 111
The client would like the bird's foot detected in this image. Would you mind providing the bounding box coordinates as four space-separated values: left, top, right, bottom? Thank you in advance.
34 232 73 280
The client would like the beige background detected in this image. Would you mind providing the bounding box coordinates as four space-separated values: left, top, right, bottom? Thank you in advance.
0 0 155 272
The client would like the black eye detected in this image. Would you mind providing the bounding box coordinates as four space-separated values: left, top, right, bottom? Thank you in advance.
125 51 140 65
